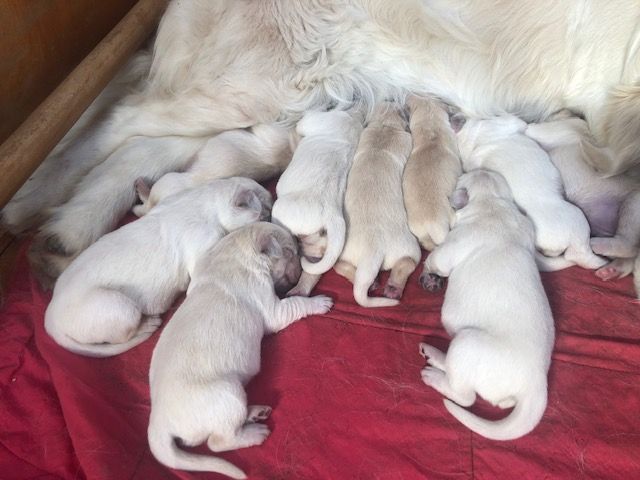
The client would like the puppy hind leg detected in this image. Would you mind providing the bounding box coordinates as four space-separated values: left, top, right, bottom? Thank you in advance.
384 256 417 300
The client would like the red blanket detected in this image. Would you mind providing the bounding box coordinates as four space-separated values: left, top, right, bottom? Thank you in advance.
1 241 639 479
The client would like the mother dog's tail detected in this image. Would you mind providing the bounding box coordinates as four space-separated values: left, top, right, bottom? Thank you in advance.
301 215 346 275
443 377 548 441
148 425 246 479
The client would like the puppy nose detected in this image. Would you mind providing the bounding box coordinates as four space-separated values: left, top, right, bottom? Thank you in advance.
305 255 322 264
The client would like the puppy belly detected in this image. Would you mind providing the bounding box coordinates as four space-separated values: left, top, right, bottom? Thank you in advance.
577 197 621 237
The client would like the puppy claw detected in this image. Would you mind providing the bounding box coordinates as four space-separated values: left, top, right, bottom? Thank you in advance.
247 405 272 423
309 295 333 315
419 273 444 292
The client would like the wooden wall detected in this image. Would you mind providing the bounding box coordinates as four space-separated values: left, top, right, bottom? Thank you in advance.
0 0 138 144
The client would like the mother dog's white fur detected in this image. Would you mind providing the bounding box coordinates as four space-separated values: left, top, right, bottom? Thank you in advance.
8 0 640 280
272 109 363 275
148 222 332 478
457 115 606 271
44 178 271 357
134 124 294 217
420 169 555 441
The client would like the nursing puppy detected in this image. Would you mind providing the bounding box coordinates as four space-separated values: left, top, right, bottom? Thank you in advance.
21 1 640 278
457 115 606 271
44 178 271 357
271 109 363 288
148 222 332 478
403 95 462 250
420 169 555 441
335 102 420 307
134 124 293 216
525 115 640 281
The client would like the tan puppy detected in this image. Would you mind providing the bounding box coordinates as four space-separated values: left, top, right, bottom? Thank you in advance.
148 223 332 478
403 95 462 250
420 170 554 441
336 102 421 307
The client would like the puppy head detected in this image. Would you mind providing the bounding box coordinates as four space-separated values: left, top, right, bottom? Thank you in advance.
453 169 513 207
219 178 273 231
297 230 327 263
255 223 302 295
457 115 527 159
133 173 194 217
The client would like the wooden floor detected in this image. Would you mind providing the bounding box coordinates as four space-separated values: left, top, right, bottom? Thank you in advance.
0 228 19 304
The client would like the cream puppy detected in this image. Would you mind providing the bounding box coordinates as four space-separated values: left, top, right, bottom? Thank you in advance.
133 124 293 216
44 178 271 357
148 222 333 478
457 115 606 271
403 95 462 250
335 102 421 307
271 109 363 295
525 115 640 281
419 169 555 441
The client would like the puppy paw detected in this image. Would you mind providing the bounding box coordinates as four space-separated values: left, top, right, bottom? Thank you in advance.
239 423 271 447
139 316 163 334
421 366 445 388
247 405 272 423
309 295 333 315
595 265 622 281
419 273 444 292
419 343 446 369
383 284 403 300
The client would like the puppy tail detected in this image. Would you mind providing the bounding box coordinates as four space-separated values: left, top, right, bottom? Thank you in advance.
443 378 548 441
301 216 346 275
148 424 246 479
353 251 399 308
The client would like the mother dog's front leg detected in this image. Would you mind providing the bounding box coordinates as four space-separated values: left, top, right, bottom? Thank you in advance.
29 135 206 285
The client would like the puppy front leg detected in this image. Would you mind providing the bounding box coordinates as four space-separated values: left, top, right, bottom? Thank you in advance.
286 272 321 297
266 295 333 333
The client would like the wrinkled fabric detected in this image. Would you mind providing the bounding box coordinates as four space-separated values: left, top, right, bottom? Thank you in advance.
1 239 639 480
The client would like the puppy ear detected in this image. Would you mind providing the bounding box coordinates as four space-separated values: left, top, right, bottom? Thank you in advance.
450 188 469 210
259 232 283 259
233 188 262 219
134 177 151 202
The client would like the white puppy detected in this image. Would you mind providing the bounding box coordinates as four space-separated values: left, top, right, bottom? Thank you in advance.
335 102 421 307
403 95 462 250
133 124 293 216
148 222 332 478
525 114 640 283
456 115 606 271
419 169 555 441
271 109 363 296
44 178 271 357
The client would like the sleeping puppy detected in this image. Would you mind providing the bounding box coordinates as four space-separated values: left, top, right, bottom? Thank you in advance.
335 102 421 307
525 114 640 283
133 124 293 216
419 169 555 441
457 115 606 271
403 95 462 251
271 109 363 294
148 222 332 478
44 178 271 357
